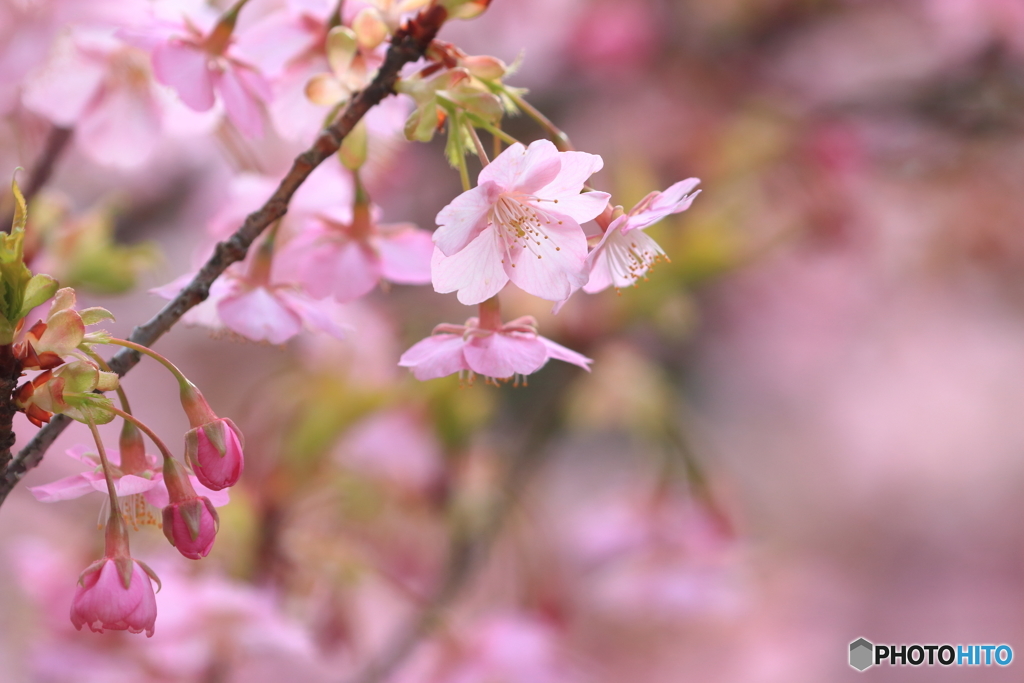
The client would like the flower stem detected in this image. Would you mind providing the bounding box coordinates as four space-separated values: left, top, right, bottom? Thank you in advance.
85 417 120 514
452 112 472 192
478 295 502 331
105 338 193 393
103 405 176 463
503 88 573 152
82 347 131 414
472 118 519 147
464 122 490 166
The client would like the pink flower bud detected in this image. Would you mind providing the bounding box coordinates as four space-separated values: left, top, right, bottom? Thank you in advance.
70 557 159 637
162 496 219 559
185 418 244 490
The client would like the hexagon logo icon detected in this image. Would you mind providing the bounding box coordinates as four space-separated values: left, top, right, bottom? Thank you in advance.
850 638 874 671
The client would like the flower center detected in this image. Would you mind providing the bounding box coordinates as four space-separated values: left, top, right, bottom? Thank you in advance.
490 194 562 264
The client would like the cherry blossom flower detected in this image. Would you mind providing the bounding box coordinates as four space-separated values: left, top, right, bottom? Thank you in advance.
27 445 229 520
398 314 591 383
334 408 443 492
431 139 610 304
185 418 245 491
582 178 700 294
22 30 164 168
144 2 272 138
153 257 350 345
274 196 434 303
71 556 159 637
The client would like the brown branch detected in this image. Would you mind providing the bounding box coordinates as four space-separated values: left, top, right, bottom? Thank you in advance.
0 6 448 507
338 366 572 683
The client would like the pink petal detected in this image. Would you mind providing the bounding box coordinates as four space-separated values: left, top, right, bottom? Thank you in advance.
544 190 611 226
463 332 548 379
28 472 104 502
65 444 101 465
581 222 620 294
21 37 106 126
627 179 700 231
194 477 231 507
327 240 382 302
233 10 318 76
377 225 434 284
581 243 615 294
431 230 509 305
277 289 351 339
152 40 215 112
218 285 303 344
539 336 593 370
434 181 501 256
479 140 562 195
215 64 264 138
113 475 162 497
77 82 162 168
534 149 605 198
398 334 469 380
505 219 588 302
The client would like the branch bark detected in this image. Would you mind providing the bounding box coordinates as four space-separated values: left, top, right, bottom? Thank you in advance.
0 6 447 507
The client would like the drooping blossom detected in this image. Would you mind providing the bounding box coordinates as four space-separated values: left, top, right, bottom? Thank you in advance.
179 383 246 492
399 314 591 383
142 2 272 138
27 444 230 523
431 139 610 304
22 30 164 168
70 514 161 637
153 251 351 345
71 557 159 637
274 189 434 303
581 178 700 294
161 455 219 559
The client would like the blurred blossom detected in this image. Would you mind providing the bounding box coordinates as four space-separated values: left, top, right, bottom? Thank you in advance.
333 407 444 493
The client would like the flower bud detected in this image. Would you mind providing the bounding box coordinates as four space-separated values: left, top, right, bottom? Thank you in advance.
162 496 219 559
185 418 245 490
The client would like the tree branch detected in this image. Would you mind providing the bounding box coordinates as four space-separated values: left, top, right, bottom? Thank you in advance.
0 5 448 508
338 366 572 683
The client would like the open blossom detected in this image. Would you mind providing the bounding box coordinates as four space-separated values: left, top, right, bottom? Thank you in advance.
22 30 163 168
145 4 271 138
153 258 350 345
274 198 433 302
27 445 229 513
398 315 591 382
583 178 701 293
431 139 610 304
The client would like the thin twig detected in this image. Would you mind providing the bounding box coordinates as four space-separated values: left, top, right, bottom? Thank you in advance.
338 366 572 683
2 126 73 233
0 6 447 507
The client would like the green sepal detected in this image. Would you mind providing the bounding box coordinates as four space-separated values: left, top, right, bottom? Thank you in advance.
136 559 162 593
114 556 134 590
79 307 115 326
179 498 206 541
18 273 58 319
203 421 228 457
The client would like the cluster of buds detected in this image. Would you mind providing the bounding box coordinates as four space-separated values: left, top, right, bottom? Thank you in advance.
4 179 244 637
